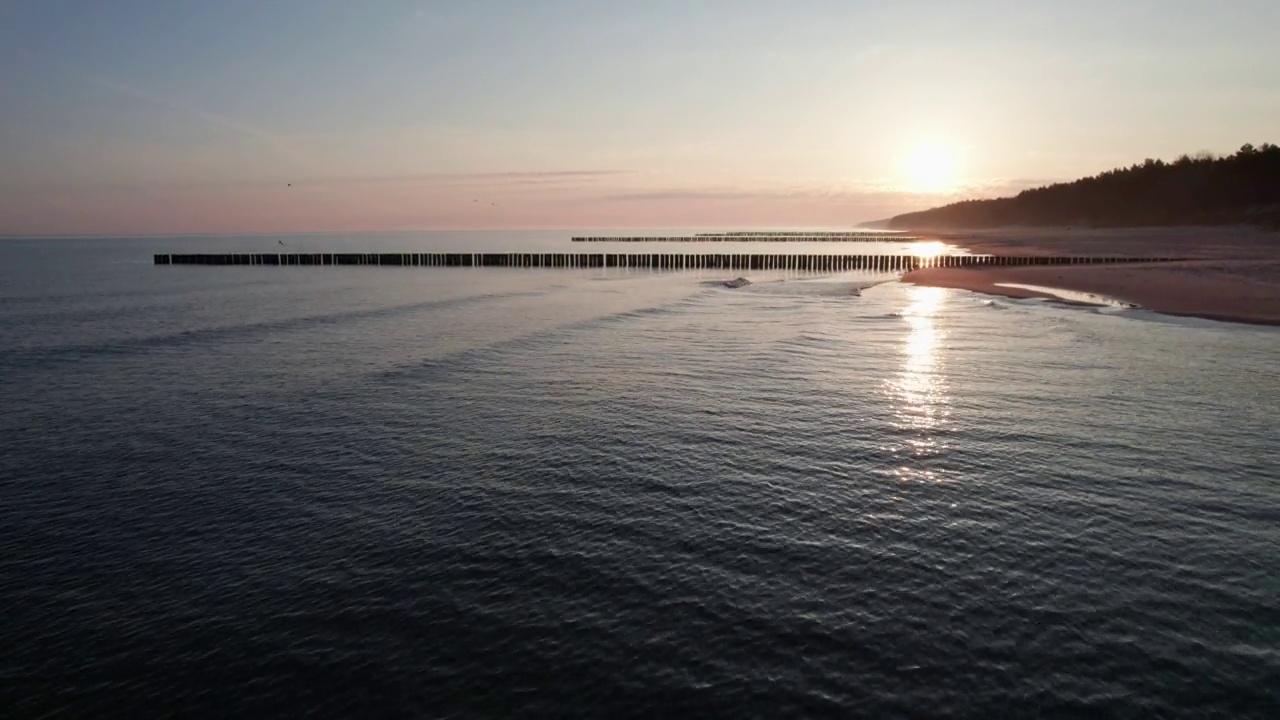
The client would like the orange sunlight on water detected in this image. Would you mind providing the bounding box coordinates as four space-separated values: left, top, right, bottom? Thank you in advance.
887 286 950 481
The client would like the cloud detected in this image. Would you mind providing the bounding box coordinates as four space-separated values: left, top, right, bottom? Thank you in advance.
600 181 908 203
992 177 1067 193
193 169 633 190
603 190 783 202
595 176 1072 211
3 167 635 194
83 75 317 171
351 169 631 185
87 77 271 143
12 41 314 171
473 170 633 181
599 183 922 204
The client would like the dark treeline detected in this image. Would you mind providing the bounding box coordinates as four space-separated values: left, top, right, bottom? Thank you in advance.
887 144 1280 229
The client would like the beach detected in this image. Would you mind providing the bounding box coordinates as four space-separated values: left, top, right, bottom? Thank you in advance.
904 227 1280 325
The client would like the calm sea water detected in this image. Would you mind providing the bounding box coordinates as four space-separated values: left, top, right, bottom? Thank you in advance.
3 233 1278 718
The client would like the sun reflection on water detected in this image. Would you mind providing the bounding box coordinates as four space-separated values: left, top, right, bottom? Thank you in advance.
887 286 950 478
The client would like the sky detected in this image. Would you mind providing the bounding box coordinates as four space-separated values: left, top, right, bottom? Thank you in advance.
1 0 1277 235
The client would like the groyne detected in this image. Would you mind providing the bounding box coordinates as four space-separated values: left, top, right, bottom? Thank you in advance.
571 234 918 242
154 253 1189 271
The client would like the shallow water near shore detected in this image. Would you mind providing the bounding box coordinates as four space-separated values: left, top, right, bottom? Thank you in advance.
3 233 1279 718
994 282 1140 308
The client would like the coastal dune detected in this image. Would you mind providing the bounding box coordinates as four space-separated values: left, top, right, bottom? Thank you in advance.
902 227 1280 326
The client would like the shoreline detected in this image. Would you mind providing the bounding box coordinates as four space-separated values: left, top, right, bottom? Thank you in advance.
901 263 1280 327
900 228 1280 327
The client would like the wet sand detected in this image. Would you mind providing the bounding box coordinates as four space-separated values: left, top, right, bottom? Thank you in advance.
903 228 1280 326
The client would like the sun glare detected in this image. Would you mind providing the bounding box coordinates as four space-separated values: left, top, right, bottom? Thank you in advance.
910 241 947 259
904 142 959 193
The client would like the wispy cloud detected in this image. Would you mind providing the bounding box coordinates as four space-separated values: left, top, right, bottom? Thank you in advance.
8 168 635 193
196 169 632 190
87 76 272 143
600 183 904 204
990 177 1066 193
600 181 899 203
318 169 631 186
83 75 315 171
11 44 310 170
597 176 1068 207
603 190 782 202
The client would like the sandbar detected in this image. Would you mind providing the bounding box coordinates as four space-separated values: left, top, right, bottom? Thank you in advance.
900 227 1280 326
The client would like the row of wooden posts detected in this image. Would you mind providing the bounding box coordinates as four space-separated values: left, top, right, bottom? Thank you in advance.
690 232 909 237
571 235 918 242
155 253 1186 271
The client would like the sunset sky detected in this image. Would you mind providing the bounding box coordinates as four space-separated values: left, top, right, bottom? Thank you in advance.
2 0 1277 235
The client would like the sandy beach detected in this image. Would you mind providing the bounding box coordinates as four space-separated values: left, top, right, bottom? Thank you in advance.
904 227 1280 326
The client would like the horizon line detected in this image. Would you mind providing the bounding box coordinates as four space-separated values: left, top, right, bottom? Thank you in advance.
0 224 898 240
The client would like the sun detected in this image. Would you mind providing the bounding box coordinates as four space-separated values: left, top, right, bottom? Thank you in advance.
904 142 959 193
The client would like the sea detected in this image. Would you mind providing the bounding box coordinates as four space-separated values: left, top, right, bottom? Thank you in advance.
2 231 1278 718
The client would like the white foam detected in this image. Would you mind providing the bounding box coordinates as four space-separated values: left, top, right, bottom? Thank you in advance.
994 283 1138 309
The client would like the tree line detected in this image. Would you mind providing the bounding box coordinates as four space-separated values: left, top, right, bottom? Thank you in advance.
886 144 1280 230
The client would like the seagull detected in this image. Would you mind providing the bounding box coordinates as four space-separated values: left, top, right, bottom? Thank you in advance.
278 240 286 246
